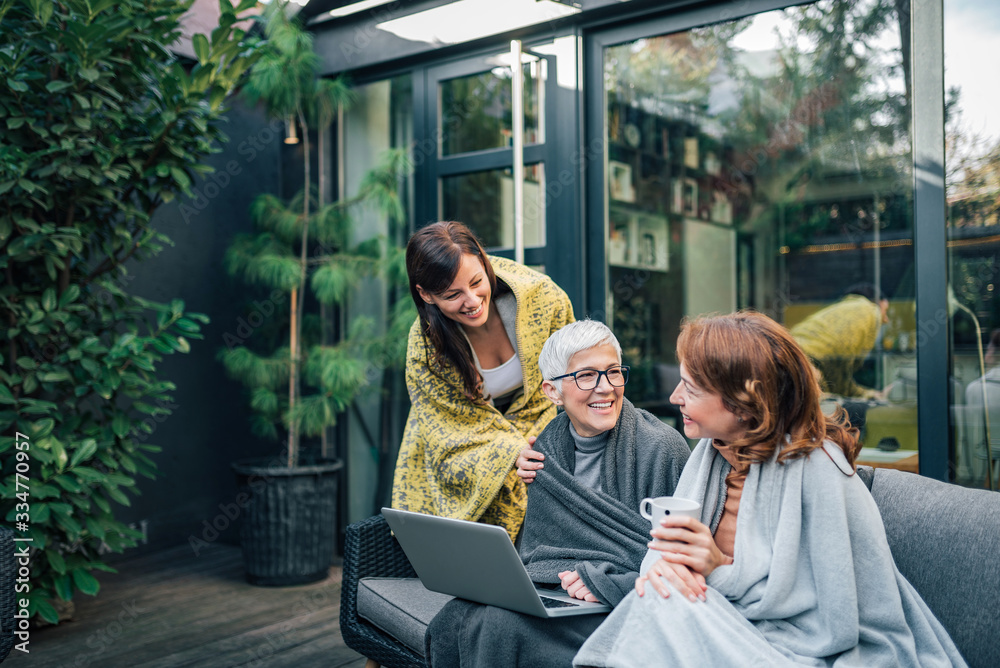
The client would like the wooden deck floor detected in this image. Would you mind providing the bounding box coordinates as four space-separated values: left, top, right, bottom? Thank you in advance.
4 543 367 668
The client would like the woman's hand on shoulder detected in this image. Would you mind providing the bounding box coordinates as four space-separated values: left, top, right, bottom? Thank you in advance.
648 516 732 578
516 436 544 483
558 570 599 602
636 559 707 602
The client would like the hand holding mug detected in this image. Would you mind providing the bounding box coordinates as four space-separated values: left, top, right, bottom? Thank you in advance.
649 514 731 578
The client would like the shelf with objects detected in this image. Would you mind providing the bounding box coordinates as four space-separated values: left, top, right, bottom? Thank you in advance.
605 98 742 430
609 110 737 222
608 205 669 271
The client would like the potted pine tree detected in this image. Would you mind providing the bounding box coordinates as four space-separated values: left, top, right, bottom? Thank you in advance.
219 1 407 585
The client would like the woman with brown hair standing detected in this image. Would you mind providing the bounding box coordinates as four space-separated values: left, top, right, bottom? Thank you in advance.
391 221 574 540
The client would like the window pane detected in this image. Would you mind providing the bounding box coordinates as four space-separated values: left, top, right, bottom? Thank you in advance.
343 75 414 520
441 164 545 248
604 1 915 469
946 1 1000 490
440 60 544 156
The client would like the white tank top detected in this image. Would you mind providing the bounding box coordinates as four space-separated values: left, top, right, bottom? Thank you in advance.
479 352 523 399
464 292 523 402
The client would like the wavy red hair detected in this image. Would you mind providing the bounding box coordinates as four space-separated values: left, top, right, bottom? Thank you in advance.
676 311 860 470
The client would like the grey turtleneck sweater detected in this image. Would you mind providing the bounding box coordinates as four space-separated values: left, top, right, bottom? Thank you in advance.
569 422 609 491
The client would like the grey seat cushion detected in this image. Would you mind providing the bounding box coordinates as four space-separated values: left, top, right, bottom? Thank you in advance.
356 471 998 667
357 577 454 655
870 469 1000 668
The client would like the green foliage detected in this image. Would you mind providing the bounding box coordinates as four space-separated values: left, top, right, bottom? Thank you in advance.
713 0 912 239
219 170 409 450
363 295 416 375
609 0 911 245
219 2 410 467
0 0 261 623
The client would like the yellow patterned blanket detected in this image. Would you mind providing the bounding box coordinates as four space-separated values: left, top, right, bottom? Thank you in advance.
391 256 574 539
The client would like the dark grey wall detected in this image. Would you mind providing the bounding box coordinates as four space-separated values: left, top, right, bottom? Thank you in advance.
112 100 286 557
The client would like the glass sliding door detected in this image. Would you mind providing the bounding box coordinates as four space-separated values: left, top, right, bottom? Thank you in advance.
441 163 546 248
945 1 1000 490
422 35 583 290
429 52 549 262
439 65 544 156
342 75 414 521
595 0 917 470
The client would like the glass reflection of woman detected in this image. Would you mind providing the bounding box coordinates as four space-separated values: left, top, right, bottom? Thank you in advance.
965 328 1000 484
391 221 575 540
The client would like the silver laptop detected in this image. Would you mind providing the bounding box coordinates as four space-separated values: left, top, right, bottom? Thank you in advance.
381 507 611 618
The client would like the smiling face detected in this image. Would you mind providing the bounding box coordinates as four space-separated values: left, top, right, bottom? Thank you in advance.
415 253 492 330
669 363 745 444
542 343 624 438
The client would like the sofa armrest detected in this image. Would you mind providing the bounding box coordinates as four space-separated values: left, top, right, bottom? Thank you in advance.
870 469 1000 668
339 514 424 668
855 465 874 490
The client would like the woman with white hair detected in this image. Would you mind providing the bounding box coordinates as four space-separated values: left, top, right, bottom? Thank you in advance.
425 320 690 667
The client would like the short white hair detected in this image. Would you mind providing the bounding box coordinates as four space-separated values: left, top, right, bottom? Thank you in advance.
538 320 622 385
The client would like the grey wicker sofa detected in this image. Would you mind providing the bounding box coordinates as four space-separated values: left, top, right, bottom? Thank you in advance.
340 468 1000 668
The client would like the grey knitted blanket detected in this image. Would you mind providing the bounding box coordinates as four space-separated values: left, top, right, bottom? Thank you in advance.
574 439 968 668
520 399 689 606
425 399 690 668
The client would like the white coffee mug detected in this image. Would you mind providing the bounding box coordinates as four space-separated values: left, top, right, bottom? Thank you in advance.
639 496 701 526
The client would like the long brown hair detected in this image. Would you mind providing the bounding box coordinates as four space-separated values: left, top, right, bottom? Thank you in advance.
406 221 498 401
676 311 860 470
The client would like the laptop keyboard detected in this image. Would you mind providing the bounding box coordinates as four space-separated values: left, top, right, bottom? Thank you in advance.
540 596 581 609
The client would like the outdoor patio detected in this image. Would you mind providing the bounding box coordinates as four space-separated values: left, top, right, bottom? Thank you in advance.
3 544 365 668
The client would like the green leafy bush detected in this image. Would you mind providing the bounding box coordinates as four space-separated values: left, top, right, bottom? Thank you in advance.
0 0 261 623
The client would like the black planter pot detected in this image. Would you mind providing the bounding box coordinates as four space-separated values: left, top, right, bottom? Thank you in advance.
231 456 343 586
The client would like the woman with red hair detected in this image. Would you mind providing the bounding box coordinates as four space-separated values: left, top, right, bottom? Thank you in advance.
574 311 965 667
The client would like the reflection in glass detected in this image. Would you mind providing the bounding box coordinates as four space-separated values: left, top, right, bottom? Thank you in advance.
945 2 1000 489
603 1 915 467
441 164 545 249
440 61 543 156
342 75 415 518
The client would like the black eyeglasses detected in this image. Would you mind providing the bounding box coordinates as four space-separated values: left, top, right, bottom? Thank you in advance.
550 365 629 391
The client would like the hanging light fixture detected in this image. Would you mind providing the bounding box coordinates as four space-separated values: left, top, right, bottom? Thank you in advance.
285 116 299 144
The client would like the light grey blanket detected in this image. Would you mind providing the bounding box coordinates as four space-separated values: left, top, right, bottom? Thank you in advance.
574 438 968 668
